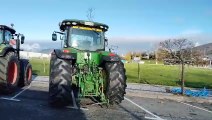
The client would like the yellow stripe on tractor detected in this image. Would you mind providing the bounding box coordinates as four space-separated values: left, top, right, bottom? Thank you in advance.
72 26 102 32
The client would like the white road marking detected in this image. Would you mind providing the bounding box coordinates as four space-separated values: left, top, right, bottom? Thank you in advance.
0 82 33 101
179 101 212 114
145 116 162 120
124 97 165 120
71 90 78 108
11 85 31 99
0 97 20 102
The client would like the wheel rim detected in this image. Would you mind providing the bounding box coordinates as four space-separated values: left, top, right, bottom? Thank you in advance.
27 67 32 82
8 61 18 85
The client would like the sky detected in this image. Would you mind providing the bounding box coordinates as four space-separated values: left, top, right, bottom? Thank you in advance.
0 0 212 54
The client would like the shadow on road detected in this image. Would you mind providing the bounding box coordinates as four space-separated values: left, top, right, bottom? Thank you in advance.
118 104 145 120
0 85 88 120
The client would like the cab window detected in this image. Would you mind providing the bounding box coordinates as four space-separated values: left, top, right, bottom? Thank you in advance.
0 30 3 43
5 30 12 42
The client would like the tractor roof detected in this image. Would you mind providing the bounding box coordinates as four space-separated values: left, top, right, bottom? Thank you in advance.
0 25 16 34
60 19 109 32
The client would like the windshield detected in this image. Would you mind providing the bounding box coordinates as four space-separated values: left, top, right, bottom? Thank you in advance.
0 30 3 44
68 27 104 51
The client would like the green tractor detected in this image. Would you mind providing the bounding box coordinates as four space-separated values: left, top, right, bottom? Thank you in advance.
0 25 32 93
49 19 127 107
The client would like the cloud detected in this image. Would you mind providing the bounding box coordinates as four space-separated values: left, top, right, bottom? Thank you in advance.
181 29 202 35
108 29 207 44
19 32 211 55
108 35 169 44
176 29 212 44
178 32 212 43
21 43 41 52
107 36 169 54
107 30 212 54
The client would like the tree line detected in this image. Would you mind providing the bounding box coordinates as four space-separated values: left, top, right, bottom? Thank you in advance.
123 38 211 95
123 39 211 67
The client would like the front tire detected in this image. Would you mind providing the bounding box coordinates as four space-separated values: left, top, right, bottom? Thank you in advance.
49 54 73 107
19 59 32 86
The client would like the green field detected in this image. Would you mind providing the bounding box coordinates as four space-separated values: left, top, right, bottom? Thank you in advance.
125 63 212 89
29 58 50 76
29 58 212 89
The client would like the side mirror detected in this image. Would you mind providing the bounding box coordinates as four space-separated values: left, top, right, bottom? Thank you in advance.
52 33 57 41
105 38 108 46
21 35 25 44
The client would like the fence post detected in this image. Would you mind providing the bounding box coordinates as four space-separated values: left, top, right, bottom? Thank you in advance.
138 63 140 80
42 54 46 73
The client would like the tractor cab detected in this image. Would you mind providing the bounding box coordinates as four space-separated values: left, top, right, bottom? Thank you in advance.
52 19 109 51
0 25 25 46
0 25 16 44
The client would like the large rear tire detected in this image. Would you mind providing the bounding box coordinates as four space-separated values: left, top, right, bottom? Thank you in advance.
49 54 73 107
0 52 20 93
104 62 127 105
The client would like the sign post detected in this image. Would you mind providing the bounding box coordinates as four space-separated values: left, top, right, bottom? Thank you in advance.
134 57 141 80
133 57 145 80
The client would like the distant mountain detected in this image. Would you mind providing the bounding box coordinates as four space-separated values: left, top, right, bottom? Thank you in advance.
193 43 212 55
40 49 54 54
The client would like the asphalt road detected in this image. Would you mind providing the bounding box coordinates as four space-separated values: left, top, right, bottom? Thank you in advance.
0 76 212 120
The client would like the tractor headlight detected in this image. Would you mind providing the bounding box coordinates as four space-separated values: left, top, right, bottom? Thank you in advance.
84 21 94 26
72 22 77 25
66 22 71 25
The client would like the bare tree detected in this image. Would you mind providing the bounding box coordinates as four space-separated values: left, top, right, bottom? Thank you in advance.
160 39 194 95
152 43 160 64
191 50 202 66
87 8 95 21
157 48 170 61
124 52 133 62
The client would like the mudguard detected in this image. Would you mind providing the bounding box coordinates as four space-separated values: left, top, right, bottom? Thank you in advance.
0 46 15 57
102 55 121 62
53 49 76 60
